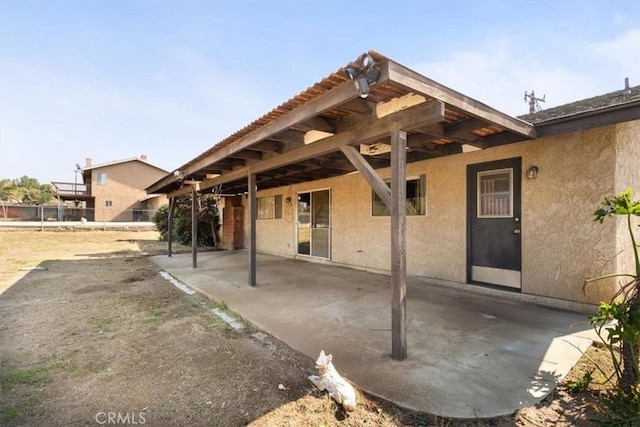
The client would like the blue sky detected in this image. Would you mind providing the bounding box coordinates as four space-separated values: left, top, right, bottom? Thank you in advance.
1 0 639 184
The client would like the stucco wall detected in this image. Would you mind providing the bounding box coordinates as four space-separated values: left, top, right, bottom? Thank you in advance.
614 121 640 292
236 119 638 305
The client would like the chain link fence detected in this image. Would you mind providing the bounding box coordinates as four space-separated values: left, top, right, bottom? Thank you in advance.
0 205 158 223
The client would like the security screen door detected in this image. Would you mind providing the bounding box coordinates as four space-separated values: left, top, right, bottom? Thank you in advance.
297 189 330 259
467 158 522 289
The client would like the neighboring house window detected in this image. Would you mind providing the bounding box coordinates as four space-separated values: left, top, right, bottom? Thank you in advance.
372 175 426 217
105 200 113 207
97 172 107 186
257 195 282 220
477 169 512 217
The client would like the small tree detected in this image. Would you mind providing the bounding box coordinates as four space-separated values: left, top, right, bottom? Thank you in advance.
586 188 640 423
153 194 221 248
0 176 52 205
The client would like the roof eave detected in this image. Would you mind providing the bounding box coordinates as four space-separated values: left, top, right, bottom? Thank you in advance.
534 100 640 138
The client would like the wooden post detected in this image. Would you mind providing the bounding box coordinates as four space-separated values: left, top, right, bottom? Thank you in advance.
391 127 407 361
167 197 175 257
248 172 257 286
339 145 391 209
192 185 198 268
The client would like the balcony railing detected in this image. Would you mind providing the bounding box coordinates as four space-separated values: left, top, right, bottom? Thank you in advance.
51 182 91 197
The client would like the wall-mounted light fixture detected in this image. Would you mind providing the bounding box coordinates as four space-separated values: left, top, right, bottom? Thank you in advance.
344 53 381 99
526 166 539 180
285 196 292 205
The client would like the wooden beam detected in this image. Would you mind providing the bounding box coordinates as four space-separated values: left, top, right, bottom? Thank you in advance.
248 172 257 287
184 180 201 192
385 60 535 138
406 133 439 147
191 185 198 269
198 100 445 192
298 116 337 133
168 185 195 199
229 151 263 161
167 197 175 257
410 126 489 151
339 98 377 115
318 159 357 172
457 137 487 149
270 129 306 144
390 127 407 361
248 141 282 153
445 143 464 155
414 123 444 137
444 117 487 136
406 146 446 159
340 145 391 209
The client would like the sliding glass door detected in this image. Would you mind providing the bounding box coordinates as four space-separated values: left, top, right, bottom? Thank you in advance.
297 189 330 259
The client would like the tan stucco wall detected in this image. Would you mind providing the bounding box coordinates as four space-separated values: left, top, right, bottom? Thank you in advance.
234 120 638 305
91 161 168 221
614 121 640 293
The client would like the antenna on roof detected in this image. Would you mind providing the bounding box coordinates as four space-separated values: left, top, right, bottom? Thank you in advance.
524 90 546 114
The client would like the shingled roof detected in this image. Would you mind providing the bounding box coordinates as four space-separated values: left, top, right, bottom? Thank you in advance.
519 84 640 124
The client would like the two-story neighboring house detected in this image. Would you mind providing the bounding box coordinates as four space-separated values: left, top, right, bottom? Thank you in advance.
52 155 168 222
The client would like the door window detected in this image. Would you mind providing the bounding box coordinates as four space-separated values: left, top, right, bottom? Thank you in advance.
477 169 512 218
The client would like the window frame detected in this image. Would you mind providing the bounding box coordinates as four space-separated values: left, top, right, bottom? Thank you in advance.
257 194 283 220
371 174 427 217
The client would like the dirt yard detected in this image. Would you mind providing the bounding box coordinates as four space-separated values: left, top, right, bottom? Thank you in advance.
0 229 613 426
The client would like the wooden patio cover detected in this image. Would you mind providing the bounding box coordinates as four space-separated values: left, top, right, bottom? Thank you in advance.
147 51 536 360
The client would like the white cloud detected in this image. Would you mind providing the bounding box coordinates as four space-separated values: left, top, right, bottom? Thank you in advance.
411 28 639 117
587 29 640 83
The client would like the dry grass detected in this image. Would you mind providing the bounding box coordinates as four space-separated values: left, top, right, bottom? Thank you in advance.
0 229 622 426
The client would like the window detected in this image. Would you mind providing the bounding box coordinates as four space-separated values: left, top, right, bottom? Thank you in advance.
105 200 113 207
477 169 512 217
372 175 426 216
97 172 107 186
257 195 282 220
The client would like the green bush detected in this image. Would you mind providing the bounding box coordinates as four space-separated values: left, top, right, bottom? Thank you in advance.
586 188 640 424
153 194 221 248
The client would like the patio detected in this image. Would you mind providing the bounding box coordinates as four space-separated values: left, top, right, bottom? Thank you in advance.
152 250 594 419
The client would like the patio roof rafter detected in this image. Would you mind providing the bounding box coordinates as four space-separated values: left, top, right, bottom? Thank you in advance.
197 99 445 193
148 67 390 193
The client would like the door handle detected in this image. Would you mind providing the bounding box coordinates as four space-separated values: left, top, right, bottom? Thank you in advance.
513 229 521 234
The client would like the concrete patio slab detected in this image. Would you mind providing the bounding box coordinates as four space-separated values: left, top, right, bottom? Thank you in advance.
151 250 594 419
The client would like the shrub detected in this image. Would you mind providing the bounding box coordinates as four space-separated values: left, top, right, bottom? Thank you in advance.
585 188 640 424
153 194 221 248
